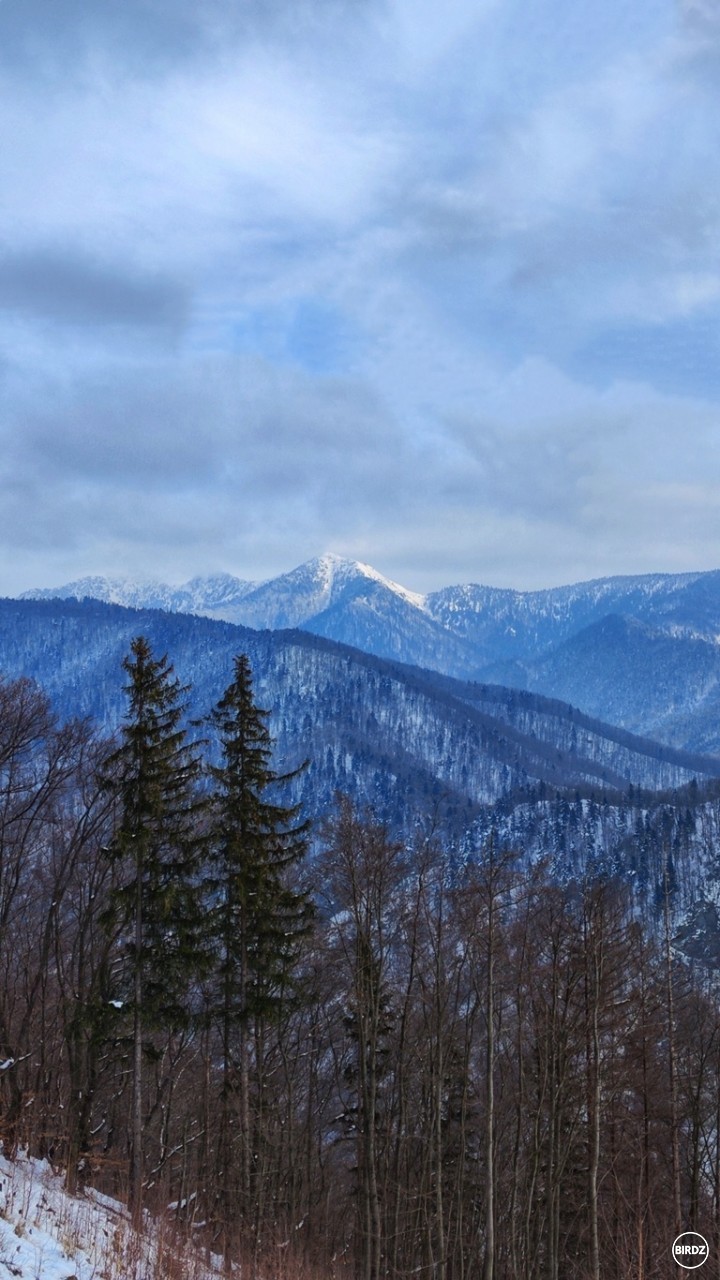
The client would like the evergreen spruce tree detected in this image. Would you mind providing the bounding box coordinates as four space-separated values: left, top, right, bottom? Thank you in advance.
103 636 206 1222
206 653 311 1252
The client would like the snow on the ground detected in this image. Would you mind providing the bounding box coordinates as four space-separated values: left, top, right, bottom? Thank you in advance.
0 1150 222 1279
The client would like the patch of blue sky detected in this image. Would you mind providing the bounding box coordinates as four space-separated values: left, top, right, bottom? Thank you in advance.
231 298 355 375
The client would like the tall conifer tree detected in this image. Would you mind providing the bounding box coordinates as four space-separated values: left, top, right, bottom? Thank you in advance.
206 653 311 1249
104 636 206 1221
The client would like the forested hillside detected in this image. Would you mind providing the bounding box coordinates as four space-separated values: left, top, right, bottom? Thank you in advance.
2 599 720 1276
0 661 717 1280
0 597 717 842
485 613 720 753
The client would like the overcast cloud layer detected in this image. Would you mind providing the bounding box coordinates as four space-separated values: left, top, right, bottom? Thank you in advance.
1 0 719 593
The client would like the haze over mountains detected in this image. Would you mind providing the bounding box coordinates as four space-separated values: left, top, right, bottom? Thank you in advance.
23 554 720 753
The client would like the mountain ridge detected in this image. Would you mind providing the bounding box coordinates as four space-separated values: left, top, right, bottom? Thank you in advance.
20 556 720 753
22 556 720 651
1 596 717 841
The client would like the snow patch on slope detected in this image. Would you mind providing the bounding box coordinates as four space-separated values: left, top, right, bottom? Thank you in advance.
0 1150 221 1280
314 553 426 611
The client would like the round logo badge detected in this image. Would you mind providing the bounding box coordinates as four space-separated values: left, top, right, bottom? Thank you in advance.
672 1233 709 1269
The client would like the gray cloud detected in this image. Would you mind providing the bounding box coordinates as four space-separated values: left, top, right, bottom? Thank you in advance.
0 0 376 78
2 339 718 597
0 249 189 333
0 0 718 594
4 354 406 509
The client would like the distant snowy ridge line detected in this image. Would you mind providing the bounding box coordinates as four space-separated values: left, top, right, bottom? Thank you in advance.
20 553 714 622
20 555 720 754
19 555 720 667
21 557 720 650
21 553 427 623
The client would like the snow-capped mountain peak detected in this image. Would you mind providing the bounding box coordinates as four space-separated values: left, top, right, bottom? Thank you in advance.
20 555 426 623
306 553 426 611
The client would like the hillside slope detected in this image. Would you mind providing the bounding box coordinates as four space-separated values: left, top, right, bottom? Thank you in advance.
481 615 720 754
0 1149 219 1279
0 598 715 841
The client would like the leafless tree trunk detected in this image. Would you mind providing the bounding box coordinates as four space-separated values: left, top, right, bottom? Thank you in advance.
662 853 682 1241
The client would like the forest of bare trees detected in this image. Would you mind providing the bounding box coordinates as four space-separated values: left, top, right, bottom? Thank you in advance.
0 647 719 1278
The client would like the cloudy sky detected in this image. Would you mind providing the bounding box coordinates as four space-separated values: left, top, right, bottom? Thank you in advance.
1 0 719 593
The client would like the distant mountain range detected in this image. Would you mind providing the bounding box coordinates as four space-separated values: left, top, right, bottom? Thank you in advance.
0 596 716 845
22 555 720 753
9 587 720 957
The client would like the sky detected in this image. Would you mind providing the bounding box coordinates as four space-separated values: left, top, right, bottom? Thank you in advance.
1 0 720 594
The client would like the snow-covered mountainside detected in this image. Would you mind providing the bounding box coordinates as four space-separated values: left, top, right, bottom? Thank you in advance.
20 557 720 751
228 553 425 629
469 787 720 968
22 571 255 617
481 614 720 754
7 594 720 961
425 570 720 661
21 555 423 628
27 558 720 651
22 555 484 677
